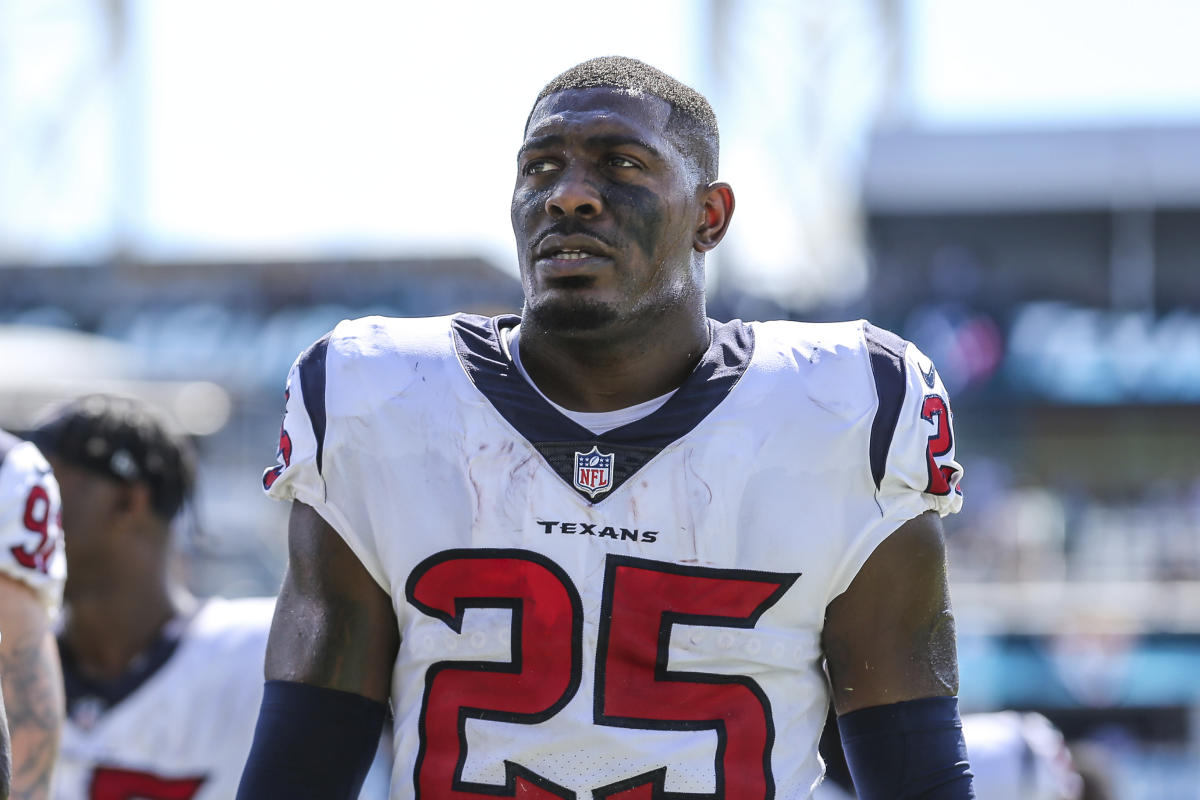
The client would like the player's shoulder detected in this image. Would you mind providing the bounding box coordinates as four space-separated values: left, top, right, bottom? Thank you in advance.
321 313 460 360
150 598 274 699
0 427 21 461
309 313 459 376
0 428 52 481
752 318 940 394
750 318 911 363
0 429 55 529
749 319 912 418
0 428 65 608
750 318 870 355
293 313 465 413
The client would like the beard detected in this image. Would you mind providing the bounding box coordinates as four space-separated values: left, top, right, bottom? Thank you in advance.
523 287 620 334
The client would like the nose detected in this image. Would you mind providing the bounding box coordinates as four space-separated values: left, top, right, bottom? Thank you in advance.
545 165 603 219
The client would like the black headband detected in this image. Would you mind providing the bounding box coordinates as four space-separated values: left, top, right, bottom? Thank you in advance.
32 396 194 521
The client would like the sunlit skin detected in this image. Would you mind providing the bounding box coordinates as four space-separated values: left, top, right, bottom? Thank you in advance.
511 88 734 412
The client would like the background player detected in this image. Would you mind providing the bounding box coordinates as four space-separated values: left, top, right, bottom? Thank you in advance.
0 429 66 800
31 395 266 800
33 394 392 800
239 57 973 798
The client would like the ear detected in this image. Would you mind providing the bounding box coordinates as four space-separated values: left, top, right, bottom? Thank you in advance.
693 182 735 253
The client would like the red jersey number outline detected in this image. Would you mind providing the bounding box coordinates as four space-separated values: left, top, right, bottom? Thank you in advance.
920 394 957 496
406 550 581 800
90 766 206 800
262 389 293 491
10 483 56 573
407 549 799 799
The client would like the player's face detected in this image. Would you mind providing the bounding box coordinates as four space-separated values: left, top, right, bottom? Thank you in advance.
47 458 125 557
512 88 705 334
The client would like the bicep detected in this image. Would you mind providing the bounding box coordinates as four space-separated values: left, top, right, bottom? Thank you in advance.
0 574 62 800
265 502 399 702
821 510 959 715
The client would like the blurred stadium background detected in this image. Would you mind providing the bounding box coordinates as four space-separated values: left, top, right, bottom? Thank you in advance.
3 1 1199 796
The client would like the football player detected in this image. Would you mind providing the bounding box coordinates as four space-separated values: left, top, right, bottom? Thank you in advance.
0 429 67 800
34 395 393 800
240 57 973 799
31 395 262 800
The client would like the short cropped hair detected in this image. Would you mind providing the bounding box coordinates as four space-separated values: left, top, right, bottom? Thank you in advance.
531 56 719 183
33 394 196 522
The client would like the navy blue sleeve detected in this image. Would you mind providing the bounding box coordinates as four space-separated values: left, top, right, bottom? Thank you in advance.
237 680 387 800
838 695 974 799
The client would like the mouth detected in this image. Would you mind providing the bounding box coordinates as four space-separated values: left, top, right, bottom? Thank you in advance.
545 248 600 261
533 235 614 276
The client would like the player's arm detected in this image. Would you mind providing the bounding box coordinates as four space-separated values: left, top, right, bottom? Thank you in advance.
822 510 972 798
264 501 398 698
0 689 10 800
237 501 399 800
0 574 62 800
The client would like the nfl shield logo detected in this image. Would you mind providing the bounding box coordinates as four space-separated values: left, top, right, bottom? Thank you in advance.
573 446 614 498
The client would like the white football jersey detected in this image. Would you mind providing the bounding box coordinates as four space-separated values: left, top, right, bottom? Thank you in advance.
55 595 393 800
264 314 964 800
55 597 274 800
0 429 65 613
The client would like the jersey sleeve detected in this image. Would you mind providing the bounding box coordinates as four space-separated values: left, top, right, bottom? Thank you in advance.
869 326 964 528
822 324 965 604
261 332 390 592
0 436 66 614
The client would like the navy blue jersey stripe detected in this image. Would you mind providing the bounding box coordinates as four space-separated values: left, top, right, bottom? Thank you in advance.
452 314 755 449
864 323 908 490
610 318 754 449
298 335 331 475
452 314 594 443
451 314 755 503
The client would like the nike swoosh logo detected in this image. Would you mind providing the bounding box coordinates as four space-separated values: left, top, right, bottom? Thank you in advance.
921 361 937 388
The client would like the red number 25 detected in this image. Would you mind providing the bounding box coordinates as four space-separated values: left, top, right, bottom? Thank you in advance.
407 549 798 799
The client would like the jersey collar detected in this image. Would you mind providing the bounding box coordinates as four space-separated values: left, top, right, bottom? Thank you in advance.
451 313 754 503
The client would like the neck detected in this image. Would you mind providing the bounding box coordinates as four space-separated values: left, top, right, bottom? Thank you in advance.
518 301 710 412
62 556 190 682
